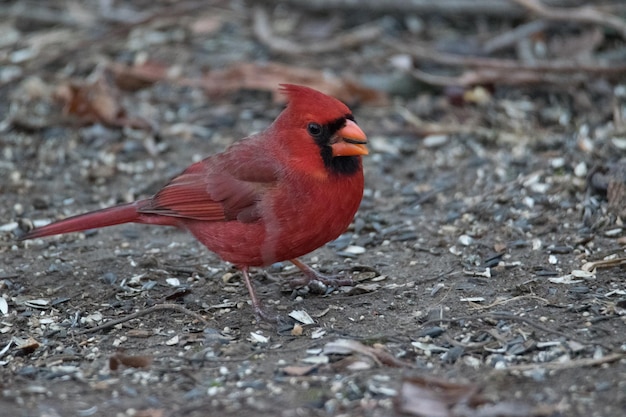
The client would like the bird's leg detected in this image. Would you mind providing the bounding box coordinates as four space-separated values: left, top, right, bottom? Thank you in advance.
288 258 354 289
241 267 281 323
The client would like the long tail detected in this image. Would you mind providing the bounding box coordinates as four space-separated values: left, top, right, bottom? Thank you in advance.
20 200 150 240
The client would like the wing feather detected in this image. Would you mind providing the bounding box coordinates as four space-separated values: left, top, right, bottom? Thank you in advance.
139 139 279 223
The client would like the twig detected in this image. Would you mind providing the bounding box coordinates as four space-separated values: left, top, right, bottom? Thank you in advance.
497 352 625 373
74 303 209 335
385 39 626 87
420 312 611 349
482 20 550 54
252 7 381 55
412 67 590 87
472 295 551 311
513 0 626 39
257 0 580 18
385 39 626 75
262 0 625 19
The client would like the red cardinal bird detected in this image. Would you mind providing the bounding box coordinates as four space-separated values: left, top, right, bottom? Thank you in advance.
20 84 368 321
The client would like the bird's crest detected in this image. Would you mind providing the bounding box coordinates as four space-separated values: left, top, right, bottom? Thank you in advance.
279 84 351 123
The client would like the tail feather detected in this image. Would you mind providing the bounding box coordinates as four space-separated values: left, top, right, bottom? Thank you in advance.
20 200 147 240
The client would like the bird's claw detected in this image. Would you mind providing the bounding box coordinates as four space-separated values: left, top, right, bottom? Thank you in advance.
289 273 354 293
252 306 282 324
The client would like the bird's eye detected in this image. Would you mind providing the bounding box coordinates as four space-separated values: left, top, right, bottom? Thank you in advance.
307 123 322 137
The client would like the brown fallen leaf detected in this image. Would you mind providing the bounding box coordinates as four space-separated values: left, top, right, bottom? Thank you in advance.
13 336 40 355
55 71 152 130
323 338 413 369
182 62 387 106
109 61 171 92
394 375 482 417
281 364 319 376
109 350 153 370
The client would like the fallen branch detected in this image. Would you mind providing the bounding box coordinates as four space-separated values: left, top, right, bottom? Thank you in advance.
513 0 626 39
385 39 626 87
386 40 626 74
482 19 550 54
411 67 588 87
252 6 382 55
258 0 584 17
498 352 625 373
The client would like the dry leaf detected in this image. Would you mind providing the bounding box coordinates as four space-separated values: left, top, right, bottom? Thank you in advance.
394 375 482 417
323 339 411 368
55 72 151 129
110 61 170 91
187 62 387 105
109 351 153 370
281 364 318 376
13 336 40 354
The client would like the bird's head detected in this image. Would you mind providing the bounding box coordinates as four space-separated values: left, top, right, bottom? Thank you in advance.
275 84 368 176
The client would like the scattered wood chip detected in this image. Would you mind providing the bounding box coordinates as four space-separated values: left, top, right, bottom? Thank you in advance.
109 351 153 370
291 323 304 336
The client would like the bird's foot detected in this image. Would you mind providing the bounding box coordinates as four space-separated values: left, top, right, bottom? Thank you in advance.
288 258 354 293
240 267 292 326
251 305 283 325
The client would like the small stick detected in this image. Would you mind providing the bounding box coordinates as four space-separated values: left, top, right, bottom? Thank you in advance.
74 303 208 335
513 0 626 39
252 6 381 55
497 352 625 372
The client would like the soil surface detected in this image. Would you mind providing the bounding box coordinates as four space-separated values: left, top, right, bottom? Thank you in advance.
1 2 625 417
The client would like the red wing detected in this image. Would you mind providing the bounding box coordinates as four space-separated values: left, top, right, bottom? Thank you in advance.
139 140 279 223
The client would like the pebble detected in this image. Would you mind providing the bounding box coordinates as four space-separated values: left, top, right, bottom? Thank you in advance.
343 245 365 255
166 278 181 287
551 157 566 168
574 161 587 177
612 137 626 149
423 134 449 148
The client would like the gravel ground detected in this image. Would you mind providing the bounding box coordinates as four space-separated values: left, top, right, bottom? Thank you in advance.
1 2 625 416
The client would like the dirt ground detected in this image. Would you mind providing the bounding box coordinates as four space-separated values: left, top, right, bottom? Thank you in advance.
1 1 626 417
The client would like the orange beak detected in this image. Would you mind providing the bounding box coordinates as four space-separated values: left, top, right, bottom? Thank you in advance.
331 119 368 157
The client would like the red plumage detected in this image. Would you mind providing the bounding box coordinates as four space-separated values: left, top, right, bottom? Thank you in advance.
20 84 368 321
